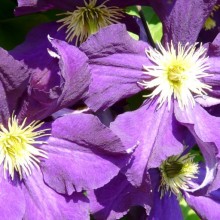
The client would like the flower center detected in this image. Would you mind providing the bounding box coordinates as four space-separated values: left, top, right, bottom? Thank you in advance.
139 42 212 109
0 115 48 180
159 154 199 197
57 0 124 44
167 64 185 84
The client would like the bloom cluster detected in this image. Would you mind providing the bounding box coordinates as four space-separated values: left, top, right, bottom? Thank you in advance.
0 0 220 219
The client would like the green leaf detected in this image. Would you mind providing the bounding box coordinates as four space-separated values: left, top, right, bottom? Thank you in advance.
126 6 163 43
0 14 50 50
180 198 200 220
0 0 16 20
128 31 139 40
0 10 60 50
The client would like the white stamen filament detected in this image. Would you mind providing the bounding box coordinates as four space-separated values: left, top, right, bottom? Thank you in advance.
139 42 212 109
0 115 49 180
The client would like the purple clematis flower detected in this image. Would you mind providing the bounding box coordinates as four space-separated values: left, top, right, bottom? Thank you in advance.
73 1 220 217
15 0 147 45
0 48 89 219
1 37 134 218
147 152 220 220
79 23 220 185
89 105 220 219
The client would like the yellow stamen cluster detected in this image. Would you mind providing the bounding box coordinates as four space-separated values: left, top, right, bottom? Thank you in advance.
139 42 211 109
0 115 48 180
57 0 124 44
203 4 220 30
159 154 199 198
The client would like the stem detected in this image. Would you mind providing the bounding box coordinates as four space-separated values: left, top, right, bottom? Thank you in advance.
136 5 156 48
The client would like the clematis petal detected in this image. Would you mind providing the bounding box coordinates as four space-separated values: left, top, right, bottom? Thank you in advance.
23 169 89 220
0 167 25 220
148 169 183 220
150 0 217 46
80 24 151 111
89 172 152 220
10 23 90 122
110 101 193 187
0 48 31 120
185 189 220 220
202 33 220 100
174 102 220 191
40 113 133 194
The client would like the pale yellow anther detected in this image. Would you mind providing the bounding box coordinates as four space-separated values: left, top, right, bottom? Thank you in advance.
159 153 199 198
57 0 124 44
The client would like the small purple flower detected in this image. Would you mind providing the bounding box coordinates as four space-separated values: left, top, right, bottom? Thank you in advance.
147 151 220 220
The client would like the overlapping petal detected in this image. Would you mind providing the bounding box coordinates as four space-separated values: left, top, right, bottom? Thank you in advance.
80 24 151 111
110 101 193 187
0 48 31 123
41 113 134 195
174 103 220 190
185 192 220 220
148 169 183 220
89 172 152 220
23 169 89 220
150 0 218 45
9 22 90 122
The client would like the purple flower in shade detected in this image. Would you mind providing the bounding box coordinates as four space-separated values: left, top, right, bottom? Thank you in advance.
15 0 147 45
1 44 135 218
9 28 90 123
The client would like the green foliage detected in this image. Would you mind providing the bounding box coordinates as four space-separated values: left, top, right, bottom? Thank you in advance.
180 199 200 220
0 14 51 50
0 0 60 50
126 6 163 43
128 31 139 40
0 0 16 20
